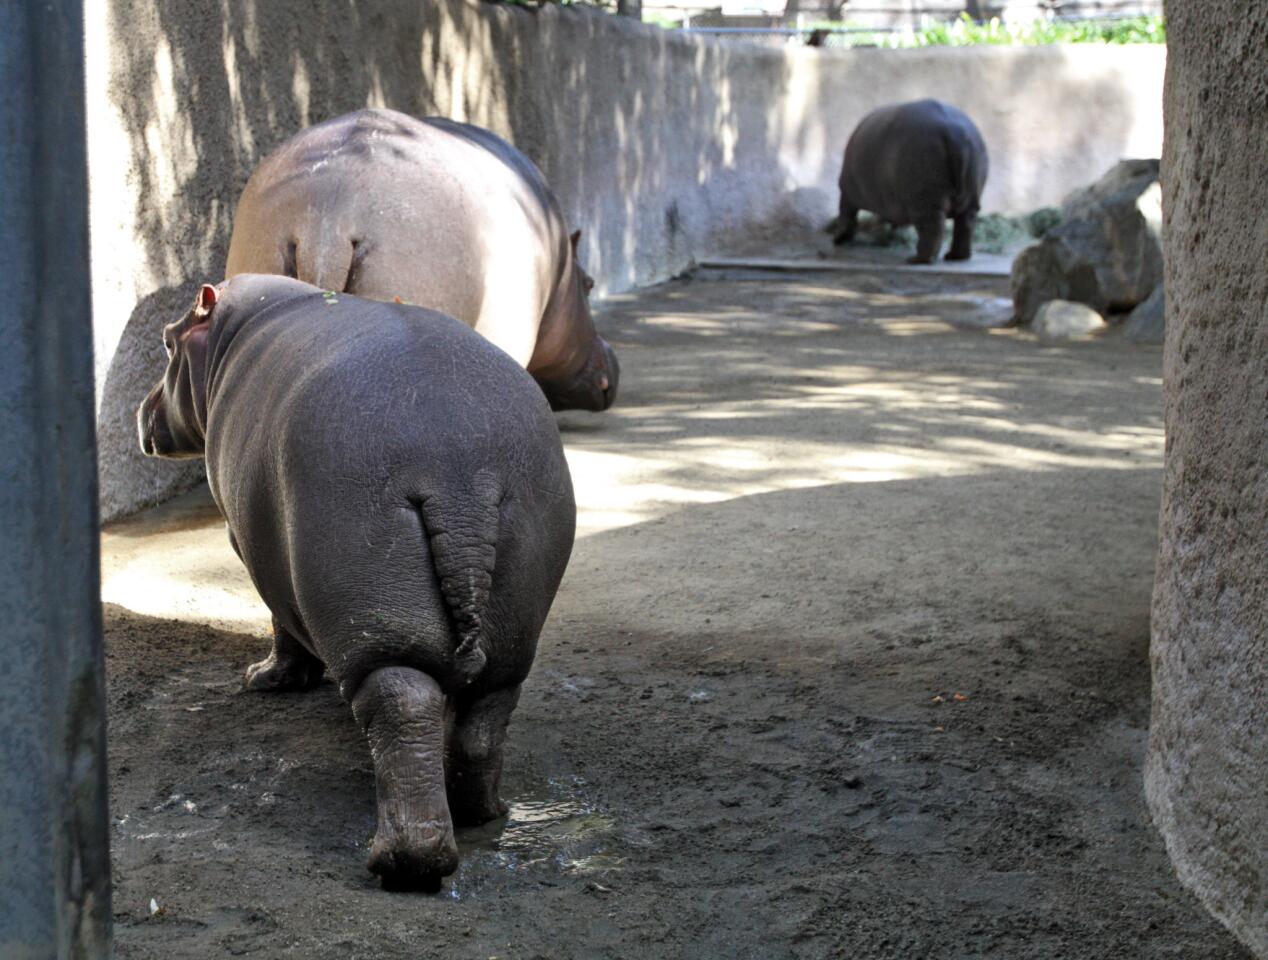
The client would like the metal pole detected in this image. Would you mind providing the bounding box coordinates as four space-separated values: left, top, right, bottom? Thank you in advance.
0 2 112 958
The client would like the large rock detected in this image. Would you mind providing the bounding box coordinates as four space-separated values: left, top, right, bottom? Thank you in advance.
1123 284 1164 344
1032 299 1107 339
1012 159 1163 324
1146 4 1268 957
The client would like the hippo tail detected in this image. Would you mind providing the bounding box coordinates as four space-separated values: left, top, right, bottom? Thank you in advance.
410 471 503 686
292 230 357 292
942 126 984 213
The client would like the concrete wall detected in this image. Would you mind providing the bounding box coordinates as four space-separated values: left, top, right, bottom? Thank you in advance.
1145 2 1267 956
85 0 1164 520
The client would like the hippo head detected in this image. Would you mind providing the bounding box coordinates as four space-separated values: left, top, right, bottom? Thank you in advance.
136 284 219 459
531 232 620 412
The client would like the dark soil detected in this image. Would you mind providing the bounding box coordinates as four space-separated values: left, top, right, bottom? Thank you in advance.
104 268 1252 959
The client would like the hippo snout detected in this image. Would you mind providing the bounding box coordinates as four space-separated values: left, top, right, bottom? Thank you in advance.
536 337 620 412
136 386 167 457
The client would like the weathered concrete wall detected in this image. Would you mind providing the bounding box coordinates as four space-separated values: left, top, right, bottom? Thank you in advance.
85 0 1164 519
1144 3 1267 957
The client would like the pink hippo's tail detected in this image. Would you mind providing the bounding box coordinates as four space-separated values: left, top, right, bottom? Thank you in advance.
293 226 358 293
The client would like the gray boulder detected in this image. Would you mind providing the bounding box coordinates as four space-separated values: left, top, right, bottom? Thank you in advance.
1032 299 1107 340
1124 284 1165 344
1012 159 1163 324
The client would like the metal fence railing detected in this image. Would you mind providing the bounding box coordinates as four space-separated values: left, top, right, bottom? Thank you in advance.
676 10 1163 45
670 1 1164 41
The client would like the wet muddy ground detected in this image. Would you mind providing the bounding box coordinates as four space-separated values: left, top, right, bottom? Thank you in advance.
103 266 1252 959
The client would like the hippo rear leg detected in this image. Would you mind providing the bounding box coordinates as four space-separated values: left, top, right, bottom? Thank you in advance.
351 666 458 891
946 211 976 261
833 201 860 246
909 216 945 265
244 618 326 692
446 685 521 827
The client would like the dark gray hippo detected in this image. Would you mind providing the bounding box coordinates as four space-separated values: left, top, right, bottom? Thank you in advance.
225 108 618 412
833 99 989 263
136 274 576 890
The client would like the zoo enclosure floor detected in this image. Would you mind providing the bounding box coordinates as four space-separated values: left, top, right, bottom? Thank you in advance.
102 267 1247 960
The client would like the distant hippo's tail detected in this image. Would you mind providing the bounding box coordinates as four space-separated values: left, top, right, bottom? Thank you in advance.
291 227 359 292
409 471 504 686
942 125 986 214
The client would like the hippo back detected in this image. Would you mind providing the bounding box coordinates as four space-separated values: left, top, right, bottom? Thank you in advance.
226 109 565 369
202 274 576 694
840 99 988 226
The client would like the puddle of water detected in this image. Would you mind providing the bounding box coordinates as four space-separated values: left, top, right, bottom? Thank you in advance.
449 776 620 898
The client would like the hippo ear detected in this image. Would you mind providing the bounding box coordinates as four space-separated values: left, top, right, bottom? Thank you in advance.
569 230 581 254
194 283 219 317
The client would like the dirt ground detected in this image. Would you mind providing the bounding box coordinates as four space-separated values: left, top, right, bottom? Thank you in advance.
101 262 1252 959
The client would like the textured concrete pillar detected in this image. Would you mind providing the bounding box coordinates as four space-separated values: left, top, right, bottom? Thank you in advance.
0 2 112 958
1145 2 1268 956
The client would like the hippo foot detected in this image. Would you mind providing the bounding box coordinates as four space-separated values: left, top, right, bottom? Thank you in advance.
446 685 519 827
243 651 325 692
447 780 509 828
367 819 459 892
945 250 971 262
905 255 934 265
353 667 459 893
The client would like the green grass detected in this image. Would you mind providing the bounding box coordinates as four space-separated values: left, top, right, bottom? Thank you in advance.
811 14 1165 47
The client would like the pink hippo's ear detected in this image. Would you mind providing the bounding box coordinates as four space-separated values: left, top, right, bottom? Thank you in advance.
570 230 581 254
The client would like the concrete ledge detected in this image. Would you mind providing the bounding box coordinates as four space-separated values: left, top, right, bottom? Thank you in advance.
699 255 1013 278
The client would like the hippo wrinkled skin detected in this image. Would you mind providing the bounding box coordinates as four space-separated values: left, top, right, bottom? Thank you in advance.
137 275 576 890
833 98 989 264
226 108 619 412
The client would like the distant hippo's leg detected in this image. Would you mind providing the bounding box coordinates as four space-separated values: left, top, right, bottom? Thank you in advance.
351 666 458 891
909 216 945 265
243 617 326 692
446 685 521 826
833 200 860 246
947 211 976 261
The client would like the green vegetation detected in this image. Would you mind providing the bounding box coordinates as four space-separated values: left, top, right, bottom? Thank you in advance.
816 14 1165 47
972 208 1060 254
829 207 1060 254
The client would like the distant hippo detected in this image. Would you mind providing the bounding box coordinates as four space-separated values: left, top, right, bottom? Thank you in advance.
137 275 576 890
225 108 619 412
833 99 989 264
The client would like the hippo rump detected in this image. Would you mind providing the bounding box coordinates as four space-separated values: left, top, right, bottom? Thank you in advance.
225 108 618 412
136 275 576 889
833 99 989 264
